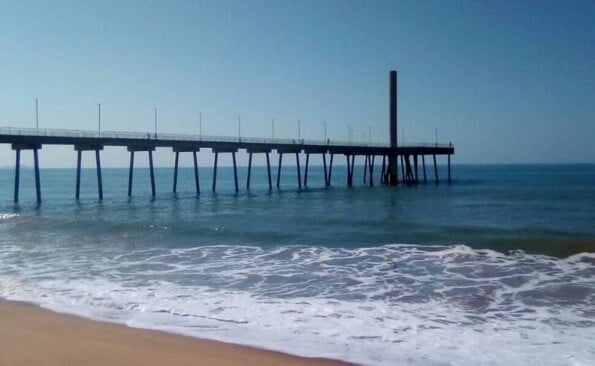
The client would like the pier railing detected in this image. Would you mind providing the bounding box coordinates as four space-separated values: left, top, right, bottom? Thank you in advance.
0 126 452 149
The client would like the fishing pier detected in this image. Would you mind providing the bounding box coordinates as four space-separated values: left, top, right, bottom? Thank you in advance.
0 71 454 203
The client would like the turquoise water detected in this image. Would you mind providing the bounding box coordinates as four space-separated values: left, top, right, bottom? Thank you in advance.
1 163 594 365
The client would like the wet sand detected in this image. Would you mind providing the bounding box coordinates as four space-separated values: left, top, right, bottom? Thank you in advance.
0 300 350 366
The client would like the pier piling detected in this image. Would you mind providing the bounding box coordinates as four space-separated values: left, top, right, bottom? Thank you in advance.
265 152 272 189
75 145 104 200
193 151 200 195
448 154 452 185
128 151 134 196
369 155 375 187
414 155 419 186
422 155 427 184
304 153 310 187
126 146 155 197
76 150 82 200
295 153 302 189
322 153 328 187
232 152 239 193
363 155 368 184
246 152 253 190
172 148 200 195
13 149 20 203
212 152 218 191
433 154 439 184
387 70 399 185
95 150 103 200
276 153 283 188
11 143 42 203
148 150 155 197
33 148 41 203
327 153 334 186
173 152 179 193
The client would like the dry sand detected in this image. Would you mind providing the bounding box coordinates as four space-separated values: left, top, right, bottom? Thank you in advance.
0 300 351 366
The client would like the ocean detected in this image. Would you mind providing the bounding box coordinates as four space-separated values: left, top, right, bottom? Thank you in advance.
0 163 594 365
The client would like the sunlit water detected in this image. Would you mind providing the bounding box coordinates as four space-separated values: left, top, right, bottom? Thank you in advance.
1 164 594 365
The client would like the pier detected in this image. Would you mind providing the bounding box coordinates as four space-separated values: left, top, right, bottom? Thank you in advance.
0 71 454 203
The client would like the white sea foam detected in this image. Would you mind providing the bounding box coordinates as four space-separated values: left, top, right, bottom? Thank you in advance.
1 244 594 365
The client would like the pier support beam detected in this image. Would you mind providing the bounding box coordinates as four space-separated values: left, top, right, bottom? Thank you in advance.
12 143 42 204
387 70 399 185
380 155 386 184
422 155 427 184
173 147 200 195
433 154 439 184
193 151 200 195
211 148 238 192
303 153 310 187
414 155 419 186
173 152 179 193
74 145 104 200
346 154 355 187
327 153 334 186
96 150 103 200
276 148 302 189
363 155 369 184
295 152 302 189
246 152 253 190
448 154 452 185
276 153 283 188
266 152 272 189
232 152 239 193
34 149 41 203
322 153 328 187
212 152 218 191
368 155 375 187
127 145 156 197
128 151 135 196
401 155 407 184
76 150 82 200
148 150 155 197
14 149 20 203
246 149 272 190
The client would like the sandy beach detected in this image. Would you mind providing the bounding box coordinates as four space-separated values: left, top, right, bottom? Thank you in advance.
0 300 349 366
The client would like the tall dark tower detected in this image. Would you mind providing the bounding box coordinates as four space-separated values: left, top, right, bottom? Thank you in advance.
388 70 398 185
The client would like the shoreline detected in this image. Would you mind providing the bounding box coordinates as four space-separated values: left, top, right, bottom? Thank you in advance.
0 299 351 366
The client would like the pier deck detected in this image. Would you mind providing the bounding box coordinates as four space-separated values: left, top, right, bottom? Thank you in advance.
0 126 454 203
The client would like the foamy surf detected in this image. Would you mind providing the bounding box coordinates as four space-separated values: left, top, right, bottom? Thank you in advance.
1 244 593 365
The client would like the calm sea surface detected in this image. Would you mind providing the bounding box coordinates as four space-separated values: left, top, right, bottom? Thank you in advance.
1 164 594 365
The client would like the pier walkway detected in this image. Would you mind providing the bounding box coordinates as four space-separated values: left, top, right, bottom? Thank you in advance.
0 126 454 203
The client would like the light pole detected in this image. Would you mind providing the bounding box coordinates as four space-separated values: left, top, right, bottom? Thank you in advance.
347 124 351 142
435 128 438 145
368 125 372 144
34 98 38 131
153 107 157 137
98 103 101 136
199 112 202 138
297 119 301 141
272 118 275 139
323 121 327 142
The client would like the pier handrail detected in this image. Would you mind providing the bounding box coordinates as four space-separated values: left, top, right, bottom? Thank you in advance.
0 126 453 149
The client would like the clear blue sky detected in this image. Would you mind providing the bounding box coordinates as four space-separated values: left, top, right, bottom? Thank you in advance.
1 0 593 167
